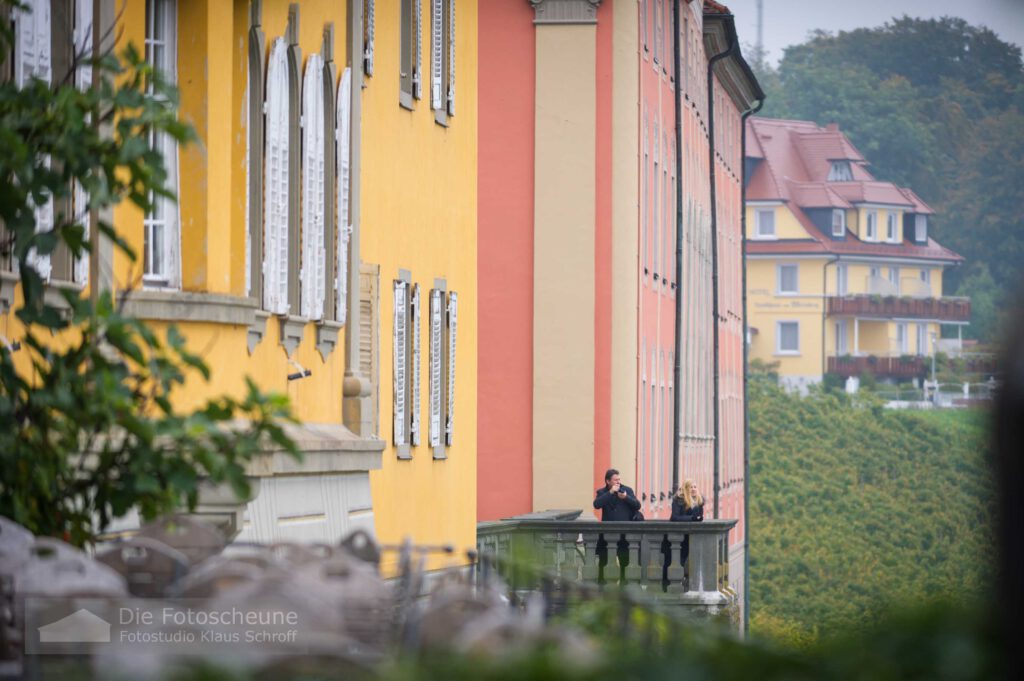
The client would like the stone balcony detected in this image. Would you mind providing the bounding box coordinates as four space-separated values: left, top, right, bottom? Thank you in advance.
827 295 970 322
476 513 739 622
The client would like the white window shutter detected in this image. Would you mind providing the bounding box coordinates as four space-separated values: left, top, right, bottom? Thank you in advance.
393 280 408 446
429 288 443 447
263 39 290 315
301 53 326 320
244 81 251 296
364 0 375 76
336 68 352 324
444 291 457 446
410 284 421 446
446 0 455 116
430 0 443 110
413 0 422 99
72 0 94 285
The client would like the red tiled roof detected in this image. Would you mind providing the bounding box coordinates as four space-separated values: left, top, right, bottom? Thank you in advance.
745 117 961 263
703 0 732 15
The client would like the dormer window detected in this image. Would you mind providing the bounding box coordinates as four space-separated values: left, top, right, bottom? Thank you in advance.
828 161 853 181
915 214 928 242
865 211 878 241
886 213 899 242
831 209 846 237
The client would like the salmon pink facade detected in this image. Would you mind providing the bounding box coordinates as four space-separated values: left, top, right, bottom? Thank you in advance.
477 0 761 610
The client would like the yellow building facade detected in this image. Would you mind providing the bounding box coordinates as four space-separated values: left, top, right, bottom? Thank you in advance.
744 118 967 391
2 0 476 561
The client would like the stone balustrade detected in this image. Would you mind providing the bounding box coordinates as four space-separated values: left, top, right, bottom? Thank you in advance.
476 514 738 619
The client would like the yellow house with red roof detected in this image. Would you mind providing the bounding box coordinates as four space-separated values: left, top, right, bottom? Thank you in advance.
744 118 968 391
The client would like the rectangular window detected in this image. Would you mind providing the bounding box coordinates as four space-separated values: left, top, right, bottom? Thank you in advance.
144 0 179 288
920 268 931 285
777 263 799 295
837 264 848 296
916 323 927 356
430 0 454 121
755 209 775 239
865 211 877 241
896 322 908 354
777 321 800 354
429 284 456 454
835 319 848 355
888 266 900 294
398 0 420 108
832 209 846 237
828 161 853 181
393 277 410 451
887 213 898 242
653 0 661 66
915 214 927 242
641 0 648 54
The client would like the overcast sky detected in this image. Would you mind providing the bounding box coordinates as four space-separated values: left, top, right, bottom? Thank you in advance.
726 0 1024 65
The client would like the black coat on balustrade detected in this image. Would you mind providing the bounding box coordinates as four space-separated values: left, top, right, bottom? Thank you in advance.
593 485 641 521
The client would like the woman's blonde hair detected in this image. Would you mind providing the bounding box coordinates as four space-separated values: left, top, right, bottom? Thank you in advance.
676 478 703 509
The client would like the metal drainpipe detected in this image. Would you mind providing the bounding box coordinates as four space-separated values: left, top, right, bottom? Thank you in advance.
707 32 737 519
740 97 763 637
822 255 840 379
671 0 684 496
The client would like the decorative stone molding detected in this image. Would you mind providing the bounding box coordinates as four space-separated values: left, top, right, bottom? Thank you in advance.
315 319 343 360
245 420 385 477
248 309 270 354
529 0 601 25
278 314 307 357
1 271 17 314
43 280 84 321
119 290 258 326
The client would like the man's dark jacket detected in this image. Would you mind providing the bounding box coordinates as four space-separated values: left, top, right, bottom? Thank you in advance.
593 485 641 521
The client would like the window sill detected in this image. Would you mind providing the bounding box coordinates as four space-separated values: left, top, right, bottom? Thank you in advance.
315 319 343 361
278 314 308 358
119 290 258 326
399 90 414 111
751 235 778 241
774 351 801 357
434 108 449 128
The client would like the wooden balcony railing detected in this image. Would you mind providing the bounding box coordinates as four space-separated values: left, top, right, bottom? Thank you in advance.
827 295 970 322
476 514 738 615
828 355 926 378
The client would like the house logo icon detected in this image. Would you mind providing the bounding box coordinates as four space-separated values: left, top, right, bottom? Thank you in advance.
37 608 111 644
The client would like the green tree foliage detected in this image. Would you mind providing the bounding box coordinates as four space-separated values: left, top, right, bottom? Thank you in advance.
754 17 1024 340
746 378 996 644
0 3 296 546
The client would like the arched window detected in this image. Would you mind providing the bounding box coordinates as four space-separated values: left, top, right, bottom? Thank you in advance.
300 53 326 320
335 67 352 324
263 38 290 314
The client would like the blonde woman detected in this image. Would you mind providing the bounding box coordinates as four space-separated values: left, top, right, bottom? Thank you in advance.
671 479 704 522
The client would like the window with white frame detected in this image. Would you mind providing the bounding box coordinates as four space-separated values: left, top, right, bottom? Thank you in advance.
755 208 775 238
13 0 54 281
393 275 421 453
915 214 927 242
828 161 853 181
245 3 265 300
143 0 179 288
335 68 352 323
428 285 457 452
920 268 931 286
831 209 846 237
886 212 899 242
916 322 927 356
263 39 290 314
300 54 326 320
777 263 799 295
71 0 93 284
888 266 900 294
896 322 908 354
865 210 878 241
430 0 455 120
835 319 848 355
837 264 849 296
777 321 800 354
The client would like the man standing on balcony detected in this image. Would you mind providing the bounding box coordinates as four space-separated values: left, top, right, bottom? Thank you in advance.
593 469 642 521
